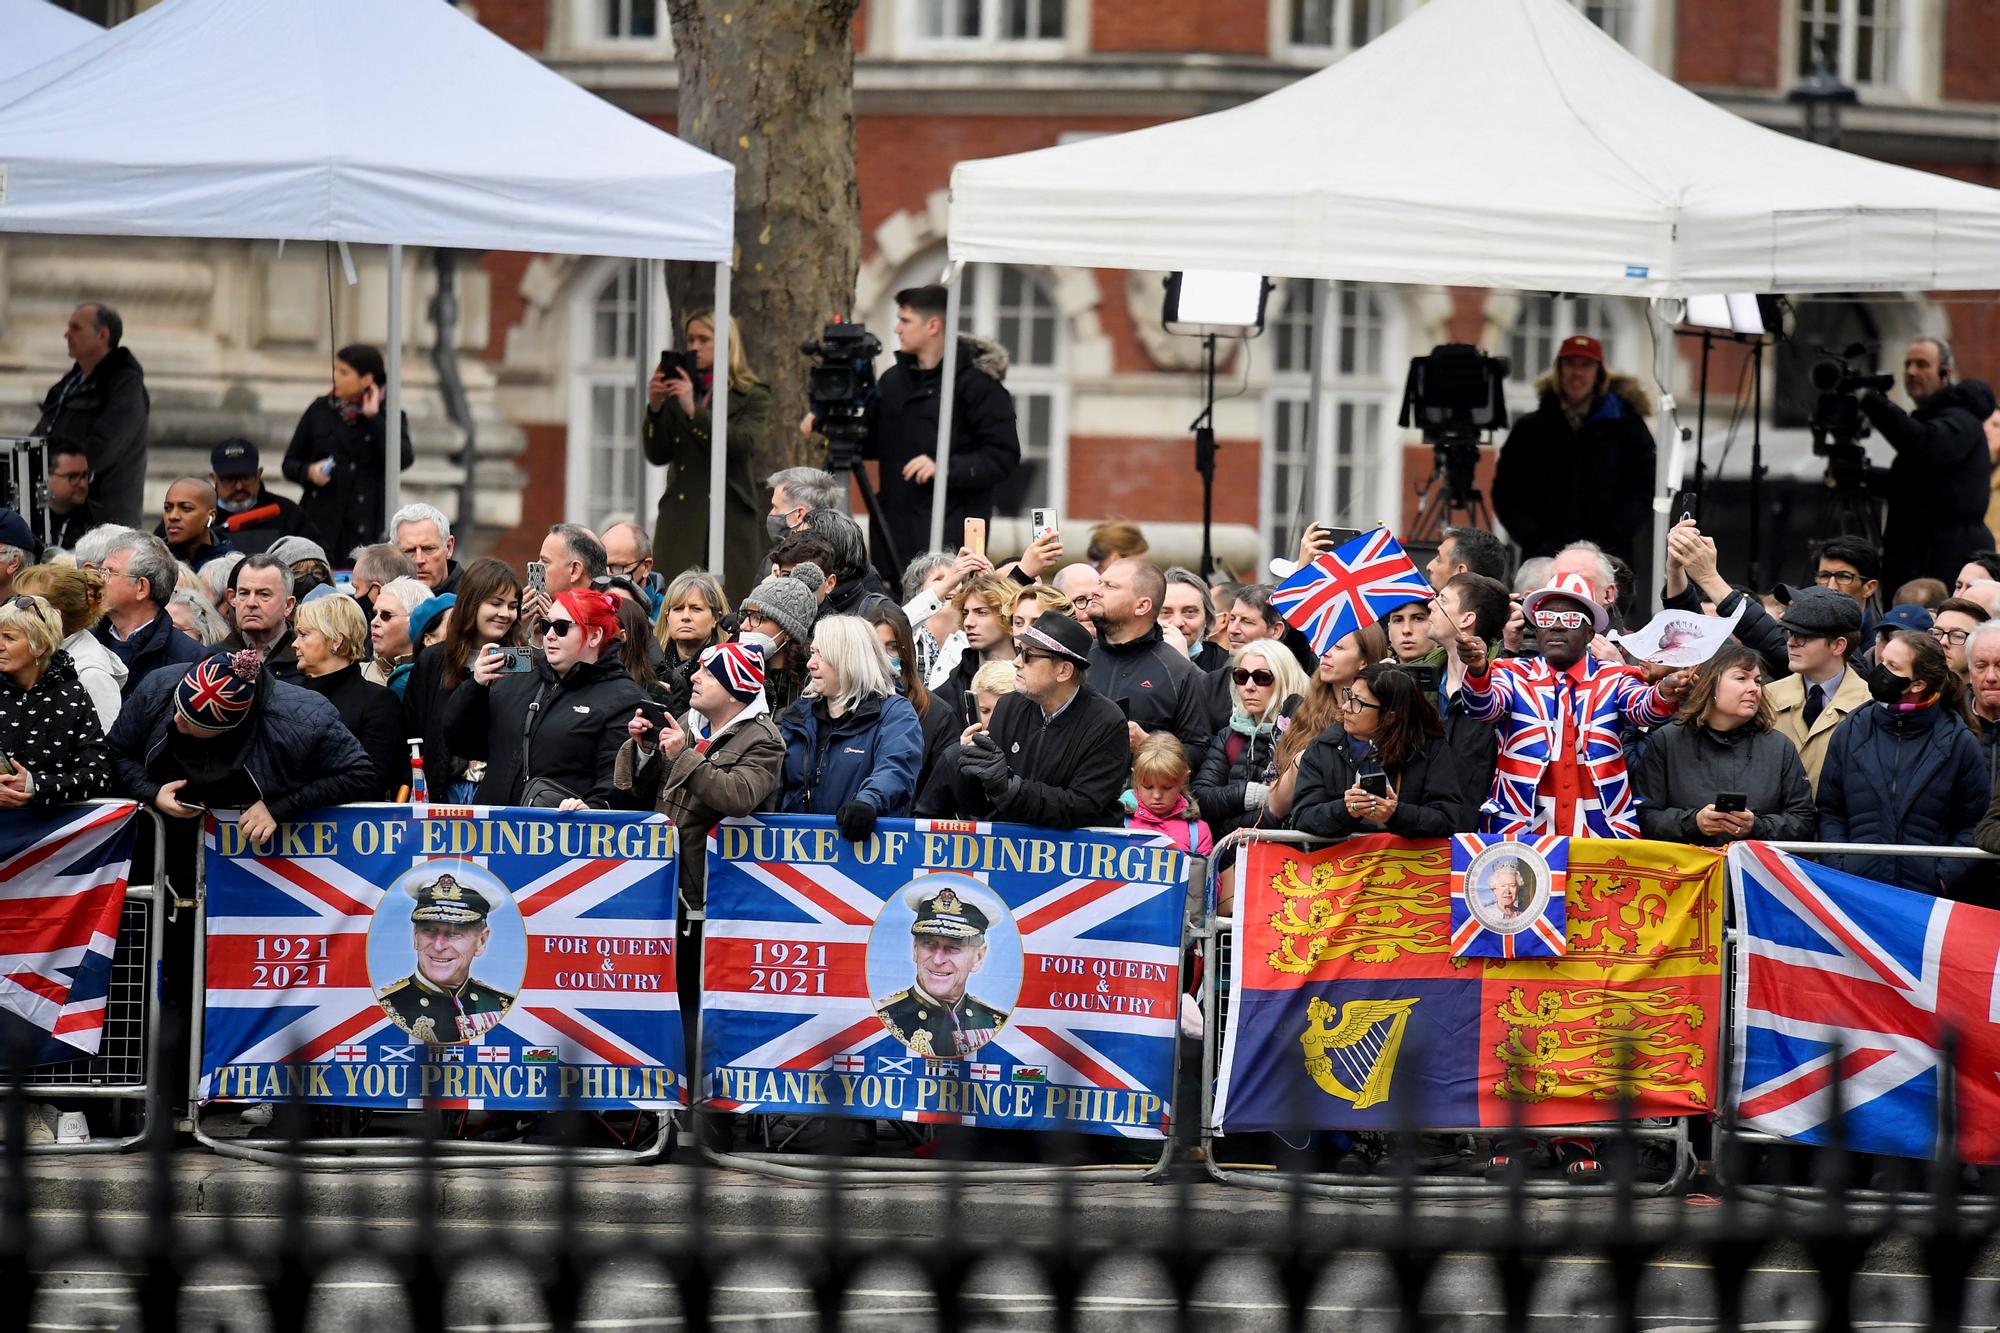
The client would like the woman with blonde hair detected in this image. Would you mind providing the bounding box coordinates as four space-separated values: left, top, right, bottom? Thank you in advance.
645 309 772 587
292 595 409 799
653 569 729 715
13 563 125 730
1191 640 1308 840
0 593 112 807
776 615 924 843
1007 582 1074 637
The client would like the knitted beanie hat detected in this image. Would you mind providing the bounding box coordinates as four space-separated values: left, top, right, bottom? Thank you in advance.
176 650 263 732
699 639 768 702
738 566 821 646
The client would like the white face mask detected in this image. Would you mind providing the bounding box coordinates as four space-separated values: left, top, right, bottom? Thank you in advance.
217 492 259 514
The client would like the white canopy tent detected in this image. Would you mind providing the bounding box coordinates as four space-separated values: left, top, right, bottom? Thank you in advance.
0 0 739 573
934 0 2000 576
0 0 100 84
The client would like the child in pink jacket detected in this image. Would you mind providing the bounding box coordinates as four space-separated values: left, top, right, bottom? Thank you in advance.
1120 733 1213 856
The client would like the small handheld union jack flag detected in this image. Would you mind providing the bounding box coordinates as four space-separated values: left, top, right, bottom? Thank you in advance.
1270 527 1431 655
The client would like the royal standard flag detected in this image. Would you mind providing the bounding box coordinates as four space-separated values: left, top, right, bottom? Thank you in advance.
1213 834 1723 1133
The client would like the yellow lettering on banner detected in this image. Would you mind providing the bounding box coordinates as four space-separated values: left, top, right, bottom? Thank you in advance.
527 822 554 857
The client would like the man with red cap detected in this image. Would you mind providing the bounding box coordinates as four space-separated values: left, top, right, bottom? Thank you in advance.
444 587 647 809
1491 332 1657 568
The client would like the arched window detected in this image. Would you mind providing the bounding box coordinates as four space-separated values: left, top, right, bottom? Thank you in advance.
956 264 1069 514
567 261 667 529
1261 279 1402 563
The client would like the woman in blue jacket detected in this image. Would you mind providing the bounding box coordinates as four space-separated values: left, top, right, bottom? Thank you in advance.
778 615 924 842
1818 629 1989 898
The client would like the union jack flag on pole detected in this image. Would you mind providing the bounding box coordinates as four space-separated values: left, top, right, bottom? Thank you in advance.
1728 841 2000 1162
700 816 1187 1139
1270 527 1432 655
0 802 139 1066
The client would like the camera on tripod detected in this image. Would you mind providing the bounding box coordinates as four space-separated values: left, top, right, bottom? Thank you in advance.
1807 343 1894 487
0 436 50 552
1399 345 1511 530
800 320 882 465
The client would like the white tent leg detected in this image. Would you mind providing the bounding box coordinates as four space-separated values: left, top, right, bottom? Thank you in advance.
384 242 404 538
930 269 964 556
1649 297 1687 602
709 261 732 581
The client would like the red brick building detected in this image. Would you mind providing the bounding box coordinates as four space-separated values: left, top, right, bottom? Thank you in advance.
473 0 2000 574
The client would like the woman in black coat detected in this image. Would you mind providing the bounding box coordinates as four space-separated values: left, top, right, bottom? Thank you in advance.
1191 642 1308 841
1633 644 1815 846
1289 663 1466 841
0 594 113 808
281 343 414 556
292 596 409 800
404 558 526 802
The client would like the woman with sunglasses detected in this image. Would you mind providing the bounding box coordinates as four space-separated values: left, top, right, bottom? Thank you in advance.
1190 643 1308 841
445 587 647 809
362 575 433 695
405 559 526 802
1289 663 1466 840
0 593 113 809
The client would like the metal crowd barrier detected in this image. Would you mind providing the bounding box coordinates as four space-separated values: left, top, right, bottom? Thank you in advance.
16 802 167 1155
186 805 669 1169
1197 827 1697 1199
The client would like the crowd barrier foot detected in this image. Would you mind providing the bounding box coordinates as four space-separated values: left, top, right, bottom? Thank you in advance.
701 1136 1176 1185
1707 1126 2000 1215
188 1106 673 1170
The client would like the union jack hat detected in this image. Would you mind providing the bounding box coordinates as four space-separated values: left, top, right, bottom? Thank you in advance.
699 639 767 701
1521 571 1609 633
174 650 263 732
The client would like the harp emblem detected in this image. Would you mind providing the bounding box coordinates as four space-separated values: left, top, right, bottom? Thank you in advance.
1300 996 1419 1109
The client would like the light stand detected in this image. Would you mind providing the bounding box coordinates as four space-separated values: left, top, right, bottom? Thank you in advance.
1676 294 1778 586
1162 271 1272 579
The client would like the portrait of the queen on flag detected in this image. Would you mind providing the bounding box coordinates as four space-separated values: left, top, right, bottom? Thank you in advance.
1451 834 1567 958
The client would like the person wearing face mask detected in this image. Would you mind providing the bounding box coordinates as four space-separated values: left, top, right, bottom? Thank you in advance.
207 439 312 556
1457 572 1691 839
646 311 772 597
264 536 339 604
1819 628 1988 898
1161 567 1227 671
1632 645 1815 846
862 602 957 800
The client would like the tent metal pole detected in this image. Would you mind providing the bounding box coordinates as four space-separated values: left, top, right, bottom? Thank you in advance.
1307 279 1333 531
384 243 404 538
637 258 656 524
708 260 731 581
931 269 964 556
1649 298 1686 605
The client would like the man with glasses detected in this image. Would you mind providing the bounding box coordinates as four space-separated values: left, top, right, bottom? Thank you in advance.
445 587 645 809
1456 571 1688 840
1929 597 1985 682
1810 535 1882 629
953 612 1127 829
601 521 663 617
92 531 203 696
1764 586 1866 793
45 443 107 551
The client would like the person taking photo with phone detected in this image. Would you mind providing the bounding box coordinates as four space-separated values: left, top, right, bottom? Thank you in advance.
404 558 526 802
1631 644 1815 846
1288 662 1466 840
646 311 771 595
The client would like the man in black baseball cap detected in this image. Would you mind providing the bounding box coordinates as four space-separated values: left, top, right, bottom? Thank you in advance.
1766 584 1868 792
209 437 313 556
953 611 1129 828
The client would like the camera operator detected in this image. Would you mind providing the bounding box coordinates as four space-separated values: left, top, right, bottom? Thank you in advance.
799 285 1020 588
1491 335 1655 567
1856 336 1997 593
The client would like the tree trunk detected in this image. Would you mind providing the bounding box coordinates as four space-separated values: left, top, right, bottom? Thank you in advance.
665 0 861 483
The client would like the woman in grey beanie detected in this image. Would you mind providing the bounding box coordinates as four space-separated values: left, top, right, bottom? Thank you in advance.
737 562 823 710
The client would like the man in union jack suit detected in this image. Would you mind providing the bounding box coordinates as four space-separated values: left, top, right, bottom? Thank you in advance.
1454 571 1692 840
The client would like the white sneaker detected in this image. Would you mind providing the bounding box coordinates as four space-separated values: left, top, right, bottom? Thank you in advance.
239 1102 275 1127
24 1105 53 1147
55 1112 87 1145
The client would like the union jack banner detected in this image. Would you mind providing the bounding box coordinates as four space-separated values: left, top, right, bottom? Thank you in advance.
700 815 1189 1139
0 803 139 1066
1729 842 2000 1162
197 805 685 1112
1269 526 1431 655
1450 834 1568 958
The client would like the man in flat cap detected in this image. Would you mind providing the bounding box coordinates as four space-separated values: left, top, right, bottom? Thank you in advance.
875 883 1009 1058
378 873 515 1045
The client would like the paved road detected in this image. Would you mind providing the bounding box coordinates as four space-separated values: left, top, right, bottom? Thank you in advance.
16 1212 1985 1331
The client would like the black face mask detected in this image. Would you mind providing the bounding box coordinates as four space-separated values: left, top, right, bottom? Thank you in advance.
1867 661 1914 706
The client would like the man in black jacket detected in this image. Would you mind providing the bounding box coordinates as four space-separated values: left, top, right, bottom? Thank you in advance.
804 285 1020 588
209 439 314 556
1491 334 1655 566
955 613 1127 829
94 532 205 696
1859 336 1999 593
444 588 645 809
1085 559 1212 756
34 303 150 529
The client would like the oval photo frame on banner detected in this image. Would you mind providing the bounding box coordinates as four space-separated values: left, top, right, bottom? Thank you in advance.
865 873 1024 1060
1464 842 1552 937
367 858 528 1046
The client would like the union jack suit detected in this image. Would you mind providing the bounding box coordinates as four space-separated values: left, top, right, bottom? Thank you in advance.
1459 654 1674 840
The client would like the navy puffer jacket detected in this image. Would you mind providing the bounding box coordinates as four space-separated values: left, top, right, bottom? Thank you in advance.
1817 701 1990 896
106 666 376 819
778 691 923 818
